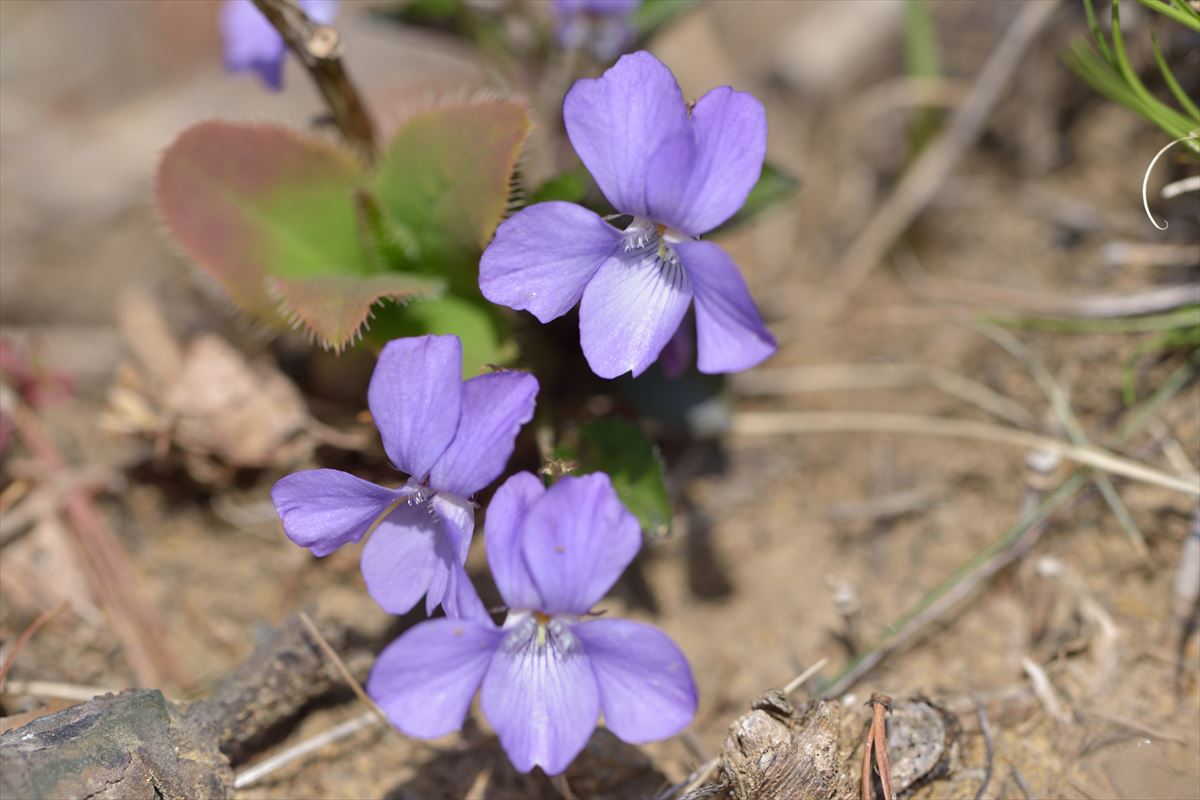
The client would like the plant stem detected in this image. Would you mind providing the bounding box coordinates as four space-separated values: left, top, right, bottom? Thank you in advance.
251 0 378 159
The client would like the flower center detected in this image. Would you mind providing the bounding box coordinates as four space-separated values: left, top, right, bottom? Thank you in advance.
534 610 552 646
622 217 684 269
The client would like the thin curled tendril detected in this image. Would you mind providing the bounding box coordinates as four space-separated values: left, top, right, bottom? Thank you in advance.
1142 132 1199 231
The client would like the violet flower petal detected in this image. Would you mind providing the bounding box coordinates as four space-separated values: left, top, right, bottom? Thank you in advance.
220 0 287 90
480 615 600 774
429 372 539 498
485 472 546 611
368 335 463 482
367 618 502 739
579 248 694 379
676 240 776 374
270 469 402 557
555 0 641 13
432 492 475 570
663 86 767 236
422 526 460 616
359 502 440 615
446 563 492 625
658 316 694 379
644 131 698 232
575 618 697 743
520 474 641 615
480 203 621 324
563 52 688 217
300 0 339 25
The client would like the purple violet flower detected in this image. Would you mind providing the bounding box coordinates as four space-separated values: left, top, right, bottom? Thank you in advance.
553 0 641 62
479 51 776 379
367 471 697 775
220 0 339 91
270 335 538 618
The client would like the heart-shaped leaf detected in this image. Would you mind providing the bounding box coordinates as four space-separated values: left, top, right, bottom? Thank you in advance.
372 98 531 292
157 122 370 321
270 273 442 351
158 102 530 354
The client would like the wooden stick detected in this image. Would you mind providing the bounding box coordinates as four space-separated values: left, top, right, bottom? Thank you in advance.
250 0 377 159
732 411 1198 496
824 0 1061 315
11 404 178 686
0 600 69 688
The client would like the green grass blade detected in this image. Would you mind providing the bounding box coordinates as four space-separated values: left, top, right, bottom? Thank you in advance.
1150 32 1200 121
1084 0 1115 64
1171 0 1200 23
1137 0 1200 31
1111 0 1198 136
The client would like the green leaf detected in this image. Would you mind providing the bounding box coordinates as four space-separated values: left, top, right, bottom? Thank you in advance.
903 0 940 78
271 272 442 351
1136 0 1200 32
1150 33 1200 122
710 163 801 235
367 295 512 377
558 419 672 536
528 167 591 205
156 122 455 351
372 98 531 294
156 122 371 321
353 188 420 271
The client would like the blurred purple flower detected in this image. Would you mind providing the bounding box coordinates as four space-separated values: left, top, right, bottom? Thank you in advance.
270 335 537 618
553 0 641 62
220 0 339 91
479 51 776 379
367 472 697 775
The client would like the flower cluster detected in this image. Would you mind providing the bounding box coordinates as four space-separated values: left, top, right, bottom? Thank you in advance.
265 46 773 779
480 51 776 379
272 335 696 774
367 471 697 774
272 335 536 618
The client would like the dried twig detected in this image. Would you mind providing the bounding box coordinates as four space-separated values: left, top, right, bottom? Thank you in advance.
1172 507 1200 691
297 611 395 733
1020 657 1071 724
550 774 577 800
822 359 1196 696
250 0 377 158
0 600 69 689
11 404 178 686
0 679 113 702
1102 241 1200 269
972 696 994 800
734 363 1035 429
1010 763 1035 800
910 279 1200 319
825 0 1061 313
861 693 895 800
783 658 830 695
233 710 379 790
1161 175 1200 199
732 411 1197 496
973 323 1148 558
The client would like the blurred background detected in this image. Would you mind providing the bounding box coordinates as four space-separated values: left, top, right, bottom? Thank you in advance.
1 1 1198 798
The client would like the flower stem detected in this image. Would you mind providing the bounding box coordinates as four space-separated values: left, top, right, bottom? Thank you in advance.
250 0 378 160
